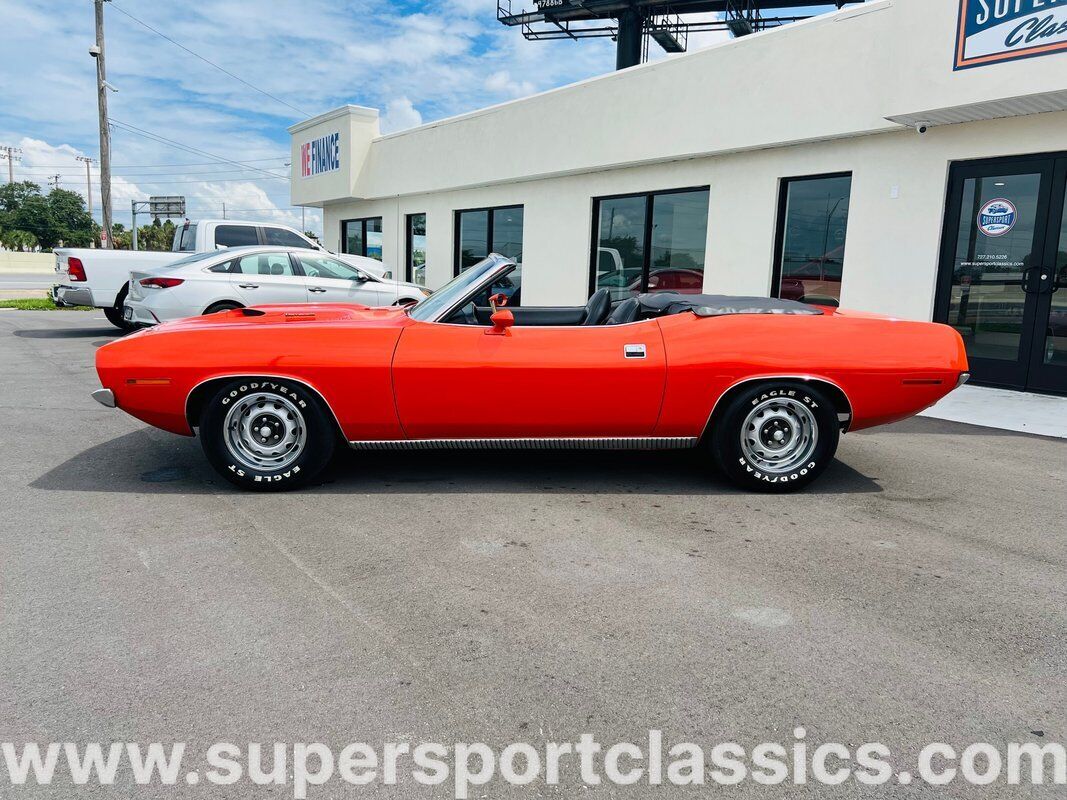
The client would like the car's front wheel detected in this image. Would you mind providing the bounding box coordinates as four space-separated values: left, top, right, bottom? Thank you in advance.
199 379 336 491
710 381 839 493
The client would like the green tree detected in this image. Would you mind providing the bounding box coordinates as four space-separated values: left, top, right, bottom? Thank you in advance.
47 189 95 247
0 181 96 250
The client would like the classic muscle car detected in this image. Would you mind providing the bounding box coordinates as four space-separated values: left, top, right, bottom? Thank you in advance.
92 254 969 492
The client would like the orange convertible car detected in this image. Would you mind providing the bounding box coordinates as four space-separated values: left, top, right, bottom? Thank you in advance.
93 254 969 492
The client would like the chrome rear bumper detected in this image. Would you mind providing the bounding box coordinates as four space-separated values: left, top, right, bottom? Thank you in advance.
91 389 116 408
54 284 94 307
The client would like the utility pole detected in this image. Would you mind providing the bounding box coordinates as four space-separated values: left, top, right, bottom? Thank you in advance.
222 202 226 220
0 146 21 183
92 0 114 248
48 174 62 191
75 155 95 216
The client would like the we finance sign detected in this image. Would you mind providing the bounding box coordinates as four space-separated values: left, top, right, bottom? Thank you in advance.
955 0 1067 69
300 132 340 179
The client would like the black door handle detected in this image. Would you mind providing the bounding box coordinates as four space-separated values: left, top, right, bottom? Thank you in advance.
1021 267 1052 294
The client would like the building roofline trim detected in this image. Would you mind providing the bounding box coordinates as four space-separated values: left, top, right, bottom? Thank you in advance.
288 105 379 135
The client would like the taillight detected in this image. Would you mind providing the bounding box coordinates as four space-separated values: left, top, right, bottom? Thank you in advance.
139 277 185 289
67 257 87 282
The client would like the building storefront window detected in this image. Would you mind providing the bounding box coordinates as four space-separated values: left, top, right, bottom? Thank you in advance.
341 216 384 261
591 187 709 301
455 205 524 305
773 174 852 306
406 213 427 286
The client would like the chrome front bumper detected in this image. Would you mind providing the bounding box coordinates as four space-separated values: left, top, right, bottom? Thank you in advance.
91 388 116 408
54 284 94 307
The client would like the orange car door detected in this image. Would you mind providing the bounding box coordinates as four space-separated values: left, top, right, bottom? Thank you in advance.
391 320 667 439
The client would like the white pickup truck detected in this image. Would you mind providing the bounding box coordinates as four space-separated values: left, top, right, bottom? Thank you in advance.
53 219 387 330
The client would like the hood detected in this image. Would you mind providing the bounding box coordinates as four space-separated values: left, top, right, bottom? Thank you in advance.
124 303 411 338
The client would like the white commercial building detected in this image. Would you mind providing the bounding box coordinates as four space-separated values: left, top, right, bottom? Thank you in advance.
290 0 1067 395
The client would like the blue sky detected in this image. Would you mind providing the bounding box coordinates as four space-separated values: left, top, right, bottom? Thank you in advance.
1 1 846 236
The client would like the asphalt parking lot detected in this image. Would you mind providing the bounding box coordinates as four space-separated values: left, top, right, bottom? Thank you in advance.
2 309 1066 798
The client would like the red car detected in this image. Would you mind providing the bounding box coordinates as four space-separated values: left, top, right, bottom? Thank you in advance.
93 255 969 493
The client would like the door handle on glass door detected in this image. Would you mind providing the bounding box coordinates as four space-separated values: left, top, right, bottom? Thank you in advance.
309 286 327 293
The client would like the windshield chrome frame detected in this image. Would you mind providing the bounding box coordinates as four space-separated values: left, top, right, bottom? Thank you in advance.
407 253 516 323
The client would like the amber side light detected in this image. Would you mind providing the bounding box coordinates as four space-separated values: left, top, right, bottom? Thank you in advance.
126 379 172 385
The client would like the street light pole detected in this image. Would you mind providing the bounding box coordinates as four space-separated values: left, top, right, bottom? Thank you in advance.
76 155 95 216
93 0 114 249
0 146 21 184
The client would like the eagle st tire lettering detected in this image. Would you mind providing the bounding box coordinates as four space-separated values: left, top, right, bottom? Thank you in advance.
713 380 840 494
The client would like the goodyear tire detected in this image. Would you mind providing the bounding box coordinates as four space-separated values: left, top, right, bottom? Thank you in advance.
711 381 839 493
199 379 336 491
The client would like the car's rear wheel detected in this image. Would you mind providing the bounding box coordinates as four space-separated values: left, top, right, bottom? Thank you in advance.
199 379 336 491
203 301 242 315
104 287 137 332
710 381 839 493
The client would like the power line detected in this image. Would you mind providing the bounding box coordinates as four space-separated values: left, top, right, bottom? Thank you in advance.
107 118 289 180
108 1 311 118
26 166 291 178
25 157 288 170
53 175 290 186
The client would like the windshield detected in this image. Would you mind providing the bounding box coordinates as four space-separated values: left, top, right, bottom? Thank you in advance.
407 255 513 322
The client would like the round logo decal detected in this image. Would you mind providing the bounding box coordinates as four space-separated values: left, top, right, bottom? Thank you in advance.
977 198 1017 237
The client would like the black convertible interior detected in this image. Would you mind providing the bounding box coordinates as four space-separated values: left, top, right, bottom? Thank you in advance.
445 289 822 327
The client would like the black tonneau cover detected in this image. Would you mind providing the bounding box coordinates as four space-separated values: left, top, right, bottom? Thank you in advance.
637 293 823 318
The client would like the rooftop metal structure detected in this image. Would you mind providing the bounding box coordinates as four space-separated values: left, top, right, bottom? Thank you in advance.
497 0 863 69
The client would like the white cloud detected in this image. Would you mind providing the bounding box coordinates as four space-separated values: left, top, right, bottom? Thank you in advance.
484 70 536 99
380 97 423 134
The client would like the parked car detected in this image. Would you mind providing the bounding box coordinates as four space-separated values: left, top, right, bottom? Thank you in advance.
53 218 387 331
93 254 969 493
122 247 428 326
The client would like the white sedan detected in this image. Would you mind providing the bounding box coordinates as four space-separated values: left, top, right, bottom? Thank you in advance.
123 246 429 326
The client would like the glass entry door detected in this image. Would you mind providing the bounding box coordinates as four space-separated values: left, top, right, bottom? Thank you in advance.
936 154 1067 394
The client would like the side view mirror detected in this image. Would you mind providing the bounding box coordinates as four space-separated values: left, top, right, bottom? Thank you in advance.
486 308 514 336
488 292 509 312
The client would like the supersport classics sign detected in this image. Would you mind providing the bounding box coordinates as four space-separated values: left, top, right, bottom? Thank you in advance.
955 0 1067 69
299 131 340 179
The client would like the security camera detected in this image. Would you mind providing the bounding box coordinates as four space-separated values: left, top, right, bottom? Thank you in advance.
102 80 119 93
914 121 931 135
88 45 101 58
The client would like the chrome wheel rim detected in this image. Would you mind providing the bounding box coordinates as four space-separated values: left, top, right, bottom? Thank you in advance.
223 392 306 472
740 396 818 475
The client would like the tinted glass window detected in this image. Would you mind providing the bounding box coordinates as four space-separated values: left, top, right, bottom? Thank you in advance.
342 217 383 261
775 175 851 306
649 190 708 294
458 210 489 271
456 207 523 305
175 223 197 252
215 225 260 248
492 207 523 264
343 220 364 257
264 227 312 248
365 217 383 261
407 214 427 285
297 254 365 281
208 259 235 274
593 189 708 300
233 253 295 276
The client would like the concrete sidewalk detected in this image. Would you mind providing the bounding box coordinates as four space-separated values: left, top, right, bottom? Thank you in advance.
920 384 1067 439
